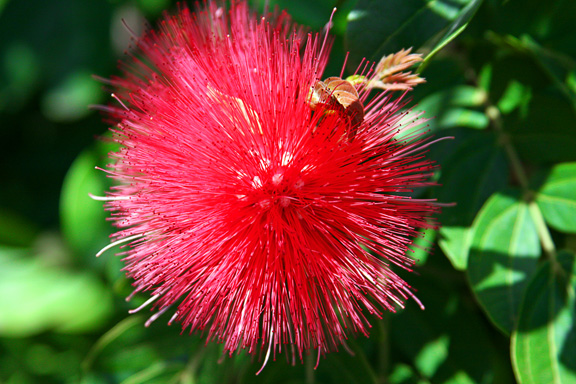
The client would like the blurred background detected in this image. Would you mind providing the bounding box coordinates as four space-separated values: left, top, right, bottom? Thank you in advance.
1 0 575 383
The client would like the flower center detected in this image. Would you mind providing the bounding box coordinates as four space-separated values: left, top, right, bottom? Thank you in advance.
250 167 303 211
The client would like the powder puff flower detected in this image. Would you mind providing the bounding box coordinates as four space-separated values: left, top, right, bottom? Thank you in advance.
94 0 440 370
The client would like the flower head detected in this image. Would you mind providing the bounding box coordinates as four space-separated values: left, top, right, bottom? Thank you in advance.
97 0 439 369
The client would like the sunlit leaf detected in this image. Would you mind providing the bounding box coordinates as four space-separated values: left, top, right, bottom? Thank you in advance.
418 85 488 131
0 246 113 337
497 80 532 115
439 226 474 270
536 162 576 234
60 142 115 258
468 191 541 335
511 251 576 384
388 363 427 384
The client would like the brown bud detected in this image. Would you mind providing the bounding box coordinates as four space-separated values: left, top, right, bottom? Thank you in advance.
308 77 365 141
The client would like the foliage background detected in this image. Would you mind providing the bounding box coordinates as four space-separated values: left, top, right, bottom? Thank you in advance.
1 0 575 383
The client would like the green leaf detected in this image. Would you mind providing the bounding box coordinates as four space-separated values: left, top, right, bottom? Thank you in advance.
490 33 576 113
391 263 496 384
86 315 251 384
420 0 485 68
136 0 171 17
60 142 114 258
0 246 113 337
497 80 532 115
418 85 489 131
511 251 576 384
0 0 113 114
513 131 576 164
434 129 509 227
41 70 104 122
536 162 576 233
439 226 474 270
431 128 508 270
389 363 429 384
482 44 576 164
467 190 541 335
411 56 468 102
346 0 483 68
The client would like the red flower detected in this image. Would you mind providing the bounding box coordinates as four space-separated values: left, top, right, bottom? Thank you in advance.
96 0 439 370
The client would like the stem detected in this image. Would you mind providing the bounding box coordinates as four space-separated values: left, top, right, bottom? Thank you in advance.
484 97 557 261
455 37 561 262
485 106 529 189
178 347 205 384
527 200 557 262
377 315 390 384
305 352 315 384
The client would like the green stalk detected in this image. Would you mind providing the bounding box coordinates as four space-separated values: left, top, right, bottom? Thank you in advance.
305 352 316 384
377 315 390 384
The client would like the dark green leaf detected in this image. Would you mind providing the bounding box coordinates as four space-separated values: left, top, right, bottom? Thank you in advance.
522 37 576 113
511 251 576 384
482 44 576 164
513 131 576 165
536 162 576 233
411 56 468 102
86 314 251 384
420 0 485 67
0 208 38 247
83 316 145 372
281 0 353 32
0 0 113 115
346 0 483 68
468 190 540 335
434 129 509 227
431 128 508 270
478 0 576 61
391 262 496 384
